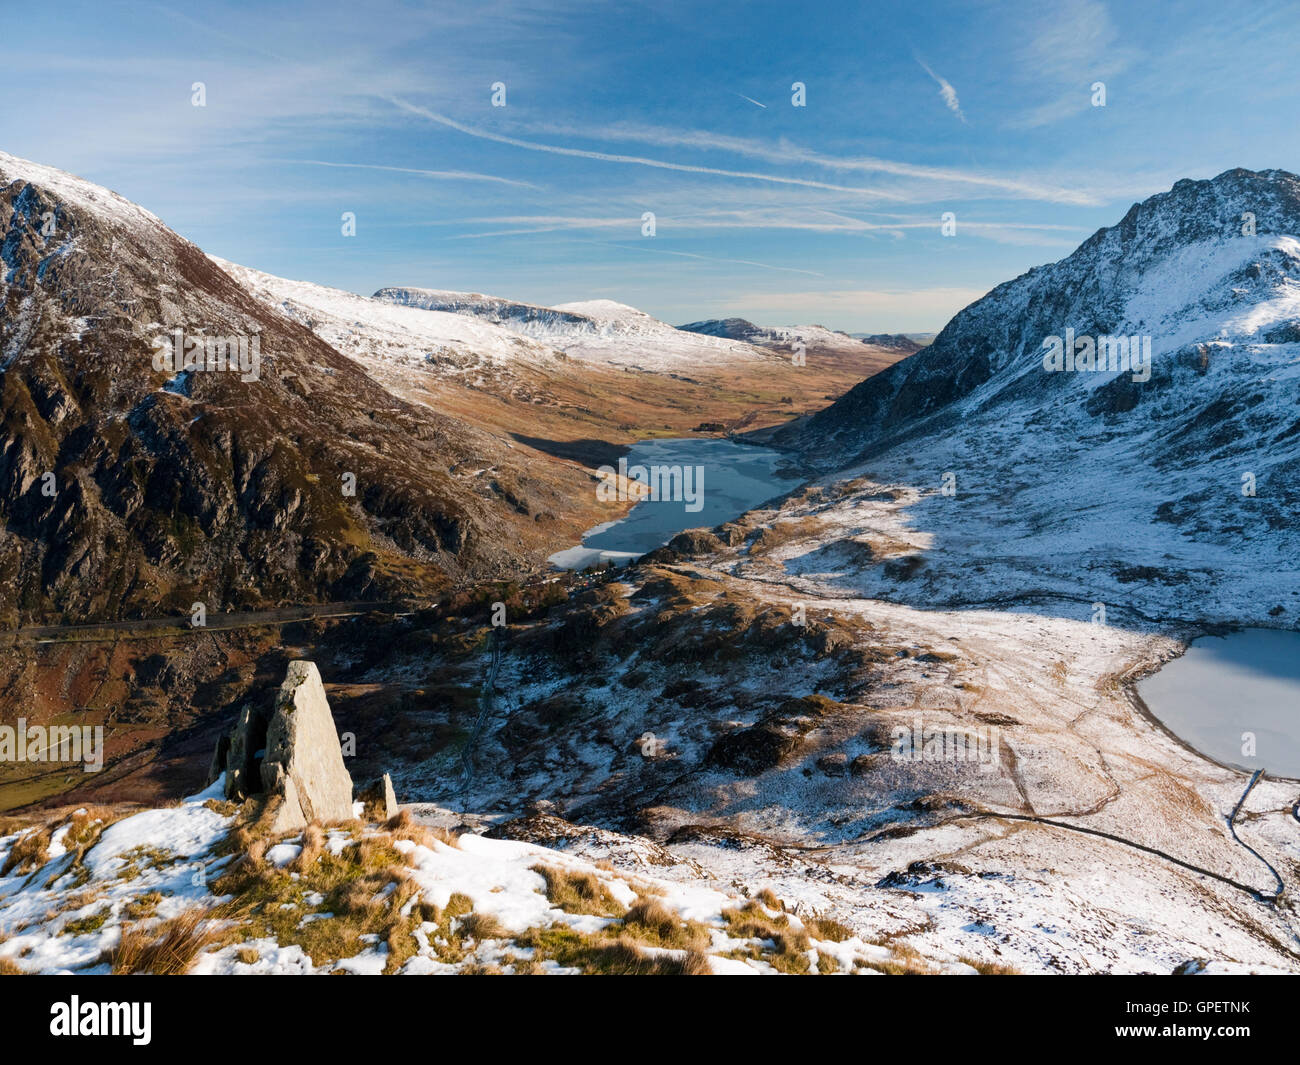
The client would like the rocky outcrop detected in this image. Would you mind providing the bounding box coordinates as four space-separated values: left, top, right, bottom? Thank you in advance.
209 660 353 830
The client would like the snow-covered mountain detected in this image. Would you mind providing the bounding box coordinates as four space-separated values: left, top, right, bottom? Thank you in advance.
851 332 933 349
374 287 776 370
770 167 1300 623
215 260 568 387
680 317 920 358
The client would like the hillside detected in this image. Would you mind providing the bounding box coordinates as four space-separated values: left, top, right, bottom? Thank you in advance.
770 167 1300 622
0 151 594 624
375 288 773 370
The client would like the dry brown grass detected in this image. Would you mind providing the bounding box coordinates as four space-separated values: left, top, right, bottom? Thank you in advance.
290 824 326 873
596 935 707 975
721 900 822 973
108 908 219 975
386 810 458 851
213 828 424 974
531 863 626 917
0 828 52 876
0 957 23 976
959 954 1020 975
515 926 709 975
721 899 789 939
808 916 854 943
122 892 163 921
621 898 711 951
458 911 509 942
864 940 934 975
62 806 119 851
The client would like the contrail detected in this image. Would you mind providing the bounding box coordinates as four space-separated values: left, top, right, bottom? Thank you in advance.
733 92 767 109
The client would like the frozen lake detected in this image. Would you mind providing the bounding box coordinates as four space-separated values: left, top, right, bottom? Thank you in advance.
1137 628 1300 779
549 437 803 570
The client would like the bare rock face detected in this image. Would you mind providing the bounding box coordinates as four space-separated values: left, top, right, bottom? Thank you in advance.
259 661 354 829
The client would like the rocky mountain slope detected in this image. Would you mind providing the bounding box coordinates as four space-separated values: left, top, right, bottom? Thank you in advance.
0 151 592 625
770 167 1300 621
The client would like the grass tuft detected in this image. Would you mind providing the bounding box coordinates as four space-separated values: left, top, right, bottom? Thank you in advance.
531 863 626 917
108 908 219 975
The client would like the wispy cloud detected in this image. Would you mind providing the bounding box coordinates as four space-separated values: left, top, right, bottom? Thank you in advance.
529 121 1103 205
277 159 540 189
430 208 1084 243
382 96 908 200
1007 0 1138 129
915 55 966 123
594 241 824 277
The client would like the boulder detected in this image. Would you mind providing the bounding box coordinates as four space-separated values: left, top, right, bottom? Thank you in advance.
259 661 354 828
207 660 353 828
207 702 272 803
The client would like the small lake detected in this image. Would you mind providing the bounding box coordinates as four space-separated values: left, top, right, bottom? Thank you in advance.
1137 628 1300 779
549 436 804 570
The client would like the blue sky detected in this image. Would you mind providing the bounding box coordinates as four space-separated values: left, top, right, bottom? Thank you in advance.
3 0 1299 331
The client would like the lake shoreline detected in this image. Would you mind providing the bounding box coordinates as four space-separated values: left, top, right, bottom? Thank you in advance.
1134 626 1300 783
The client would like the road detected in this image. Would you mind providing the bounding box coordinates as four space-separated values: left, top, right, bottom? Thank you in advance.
8 601 417 644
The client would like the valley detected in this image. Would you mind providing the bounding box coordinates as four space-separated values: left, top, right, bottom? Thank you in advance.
2 153 1299 977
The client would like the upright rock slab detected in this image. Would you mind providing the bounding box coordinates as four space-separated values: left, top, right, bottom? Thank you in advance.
358 772 399 822
259 661 354 829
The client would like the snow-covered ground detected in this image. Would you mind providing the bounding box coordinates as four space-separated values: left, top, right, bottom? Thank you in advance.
390 551 1300 974
0 778 965 975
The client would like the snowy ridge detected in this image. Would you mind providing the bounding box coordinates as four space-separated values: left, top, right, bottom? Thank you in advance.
0 150 169 238
376 286 775 369
680 317 883 355
214 258 568 382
